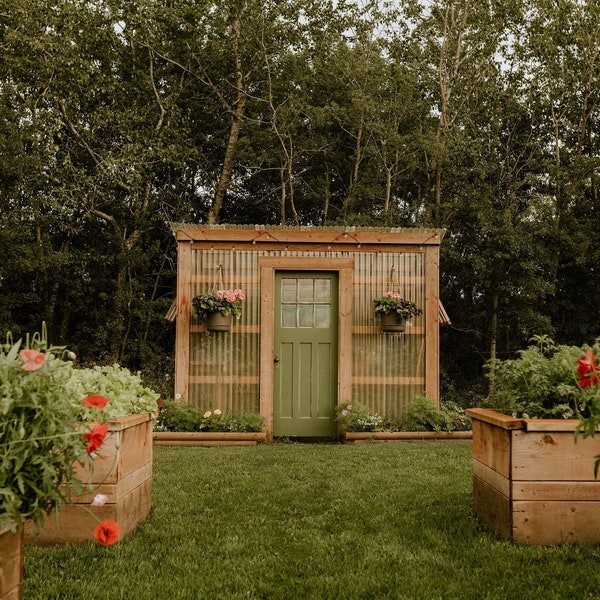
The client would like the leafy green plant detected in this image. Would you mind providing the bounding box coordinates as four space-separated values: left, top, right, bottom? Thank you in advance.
372 292 423 320
0 330 107 532
155 400 264 433
485 335 584 418
336 401 390 432
192 288 246 319
67 364 159 421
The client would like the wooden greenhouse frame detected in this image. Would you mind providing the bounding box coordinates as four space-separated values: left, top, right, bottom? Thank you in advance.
173 225 447 439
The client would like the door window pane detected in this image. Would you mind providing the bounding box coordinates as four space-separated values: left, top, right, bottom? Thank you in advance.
298 279 314 303
314 279 331 302
299 305 314 328
281 305 297 328
281 279 297 303
315 305 330 328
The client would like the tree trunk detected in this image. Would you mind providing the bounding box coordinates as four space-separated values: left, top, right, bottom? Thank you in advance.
207 11 247 225
488 289 499 397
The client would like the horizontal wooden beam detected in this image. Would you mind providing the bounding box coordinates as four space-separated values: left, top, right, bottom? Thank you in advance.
177 226 444 247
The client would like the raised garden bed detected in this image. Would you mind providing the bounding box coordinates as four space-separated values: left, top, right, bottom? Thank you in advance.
0 528 23 600
467 408 600 545
153 431 267 446
342 431 472 443
25 413 154 545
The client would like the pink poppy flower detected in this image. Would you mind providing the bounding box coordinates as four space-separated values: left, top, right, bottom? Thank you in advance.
20 349 46 371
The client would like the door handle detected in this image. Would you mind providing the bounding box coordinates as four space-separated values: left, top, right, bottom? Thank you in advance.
274 355 280 368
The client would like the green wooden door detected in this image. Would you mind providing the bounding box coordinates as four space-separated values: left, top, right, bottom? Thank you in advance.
273 272 338 437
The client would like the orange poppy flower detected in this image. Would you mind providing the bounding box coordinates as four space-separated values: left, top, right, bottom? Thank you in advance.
84 423 108 454
94 519 121 546
578 349 600 387
83 394 109 409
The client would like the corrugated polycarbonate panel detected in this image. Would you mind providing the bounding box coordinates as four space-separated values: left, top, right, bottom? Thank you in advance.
187 248 426 420
188 248 261 413
352 252 426 419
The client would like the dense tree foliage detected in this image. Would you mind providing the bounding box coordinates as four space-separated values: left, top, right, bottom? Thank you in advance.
1 0 598 401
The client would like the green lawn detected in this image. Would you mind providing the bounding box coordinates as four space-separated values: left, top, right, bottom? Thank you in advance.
24 442 600 599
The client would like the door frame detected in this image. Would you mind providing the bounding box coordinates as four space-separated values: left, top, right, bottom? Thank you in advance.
259 257 354 439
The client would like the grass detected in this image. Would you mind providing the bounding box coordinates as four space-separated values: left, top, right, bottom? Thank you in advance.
24 442 600 599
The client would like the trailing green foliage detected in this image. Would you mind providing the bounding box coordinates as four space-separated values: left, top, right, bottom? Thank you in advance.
155 400 264 433
485 335 584 418
371 293 423 319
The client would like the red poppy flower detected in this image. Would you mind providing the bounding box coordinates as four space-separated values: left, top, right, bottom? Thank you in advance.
93 519 121 546
83 394 109 410
578 350 600 387
19 349 46 371
84 423 108 454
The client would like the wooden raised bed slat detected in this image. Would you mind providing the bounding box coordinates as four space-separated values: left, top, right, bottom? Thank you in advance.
513 481 600 502
471 418 514 479
472 474 512 540
512 429 600 481
473 458 511 498
512 501 600 545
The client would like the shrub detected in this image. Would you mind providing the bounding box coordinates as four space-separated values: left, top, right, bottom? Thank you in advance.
399 397 471 432
484 335 583 418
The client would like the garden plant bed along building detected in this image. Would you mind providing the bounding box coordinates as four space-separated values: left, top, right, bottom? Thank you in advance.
467 408 600 545
153 431 267 446
342 431 472 443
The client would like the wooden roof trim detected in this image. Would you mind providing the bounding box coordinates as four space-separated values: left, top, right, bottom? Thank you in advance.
175 225 445 246
439 301 451 326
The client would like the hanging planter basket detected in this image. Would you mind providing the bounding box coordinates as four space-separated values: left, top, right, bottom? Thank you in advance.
206 312 233 332
380 312 406 333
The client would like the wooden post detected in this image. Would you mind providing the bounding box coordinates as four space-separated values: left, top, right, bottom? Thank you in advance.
259 263 275 440
424 243 441 404
175 240 192 401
